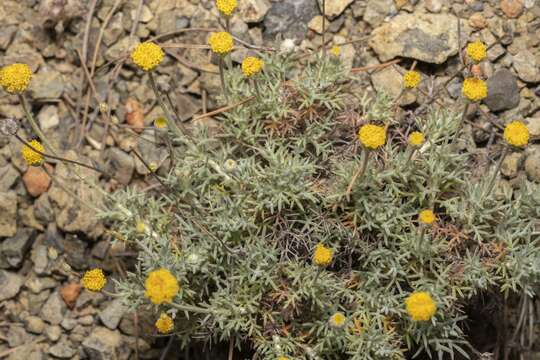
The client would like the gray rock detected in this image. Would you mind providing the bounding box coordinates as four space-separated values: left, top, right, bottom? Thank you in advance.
60 317 78 331
157 11 189 34
25 316 46 334
484 69 520 112
31 244 49 275
78 315 95 326
99 299 127 330
29 68 65 100
263 0 319 40
527 117 540 139
317 0 354 19
7 325 28 347
103 12 125 46
0 270 23 301
48 338 76 359
525 149 540 182
425 0 443 13
58 235 88 271
40 291 66 325
82 326 125 360
513 50 540 83
0 228 36 268
45 325 63 342
240 0 271 23
0 164 20 191
105 148 134 185
369 12 460 64
370 66 416 105
0 191 17 237
363 0 395 27
25 274 58 293
0 25 17 50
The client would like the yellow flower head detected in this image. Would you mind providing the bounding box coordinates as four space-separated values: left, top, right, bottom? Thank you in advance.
466 40 487 63
277 357 289 360
403 71 421 89
405 291 437 321
216 0 237 16
408 131 425 147
329 312 347 329
136 222 146 234
418 209 436 225
313 243 333 267
462 77 487 102
330 46 341 57
82 268 107 292
144 268 180 304
358 124 386 150
241 56 264 78
504 120 529 147
154 117 168 129
155 312 174 334
208 32 234 55
21 140 45 166
223 159 237 173
131 42 165 71
0 63 32 94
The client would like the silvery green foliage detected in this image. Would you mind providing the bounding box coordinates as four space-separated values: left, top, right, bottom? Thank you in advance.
103 54 540 359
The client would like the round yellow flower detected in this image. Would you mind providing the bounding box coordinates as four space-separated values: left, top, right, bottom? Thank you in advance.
408 131 425 147
82 268 107 292
277 357 289 360
330 46 341 57
216 0 237 16
0 63 32 94
313 243 333 267
155 312 174 334
462 77 487 102
418 209 436 225
403 71 421 89
154 117 168 129
144 268 180 305
208 32 234 55
466 40 487 63
136 222 146 234
21 139 45 166
131 42 165 72
241 57 264 78
358 124 386 150
504 120 529 147
329 312 347 329
405 291 437 321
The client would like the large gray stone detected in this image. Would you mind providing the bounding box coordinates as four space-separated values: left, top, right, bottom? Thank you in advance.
263 0 319 40
0 191 17 237
0 228 35 268
484 69 520 112
0 270 23 301
99 299 127 330
82 327 126 360
369 12 460 64
40 291 66 325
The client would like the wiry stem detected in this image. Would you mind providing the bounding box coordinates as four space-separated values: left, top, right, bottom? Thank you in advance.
148 72 184 139
451 102 470 144
484 146 509 199
18 94 58 155
346 150 370 201
219 56 230 103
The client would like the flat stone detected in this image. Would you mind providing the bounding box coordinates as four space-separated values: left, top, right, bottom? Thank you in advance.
99 299 127 330
0 191 17 237
25 274 58 293
263 0 319 40
37 105 60 131
0 270 23 301
369 12 460 64
513 50 540 83
501 152 523 178
484 69 520 112
45 325 62 342
363 0 395 27
240 0 271 23
425 0 443 13
0 165 19 191
48 338 77 359
25 316 46 334
105 148 134 185
29 68 65 100
82 327 125 360
40 291 66 325
318 0 354 19
527 117 540 139
0 228 35 268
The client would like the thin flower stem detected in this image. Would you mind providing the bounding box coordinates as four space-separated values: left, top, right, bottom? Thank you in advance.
404 147 415 167
219 56 230 103
312 267 322 286
18 94 58 155
346 150 370 201
148 72 184 139
484 146 509 199
322 0 326 56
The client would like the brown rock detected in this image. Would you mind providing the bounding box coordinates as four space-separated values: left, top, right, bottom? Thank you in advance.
500 0 524 18
22 165 51 197
469 13 487 29
125 98 145 133
60 282 82 309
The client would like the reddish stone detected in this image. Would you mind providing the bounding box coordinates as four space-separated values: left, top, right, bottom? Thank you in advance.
22 165 51 197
